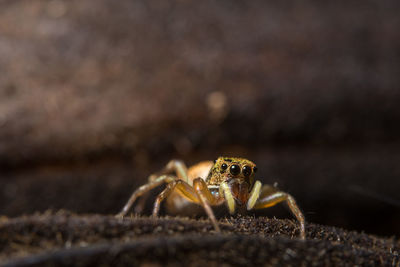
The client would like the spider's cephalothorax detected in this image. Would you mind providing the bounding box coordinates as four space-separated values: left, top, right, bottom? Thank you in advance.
116 156 306 239
207 157 257 185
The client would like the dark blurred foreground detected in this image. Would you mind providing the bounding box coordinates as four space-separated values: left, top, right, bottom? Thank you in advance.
1 213 399 266
0 0 400 244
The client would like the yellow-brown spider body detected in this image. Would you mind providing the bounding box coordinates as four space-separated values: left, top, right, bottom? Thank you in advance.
116 157 306 239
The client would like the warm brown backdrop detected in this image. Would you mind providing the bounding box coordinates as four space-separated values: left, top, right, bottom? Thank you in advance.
0 0 400 236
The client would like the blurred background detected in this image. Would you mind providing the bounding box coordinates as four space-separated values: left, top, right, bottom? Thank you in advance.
0 0 399 236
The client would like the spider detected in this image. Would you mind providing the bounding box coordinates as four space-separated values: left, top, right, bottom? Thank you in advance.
116 157 306 239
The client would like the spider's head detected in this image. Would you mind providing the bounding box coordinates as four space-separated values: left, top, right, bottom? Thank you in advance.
207 157 257 203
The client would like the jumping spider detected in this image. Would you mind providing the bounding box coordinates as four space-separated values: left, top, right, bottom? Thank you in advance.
116 157 306 239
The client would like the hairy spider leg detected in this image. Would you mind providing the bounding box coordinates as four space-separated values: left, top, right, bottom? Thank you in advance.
250 184 306 240
127 160 189 214
152 177 222 232
193 178 222 232
159 159 189 182
116 174 176 218
152 180 199 216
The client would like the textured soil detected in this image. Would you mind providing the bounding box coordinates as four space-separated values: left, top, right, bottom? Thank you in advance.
1 212 399 266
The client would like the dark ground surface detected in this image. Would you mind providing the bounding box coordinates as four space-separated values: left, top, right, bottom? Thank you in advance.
1 0 400 265
0 212 399 266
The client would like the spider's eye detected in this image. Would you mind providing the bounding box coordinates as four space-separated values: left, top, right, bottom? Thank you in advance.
230 164 240 176
221 163 228 170
242 165 252 177
213 159 217 164
253 167 258 173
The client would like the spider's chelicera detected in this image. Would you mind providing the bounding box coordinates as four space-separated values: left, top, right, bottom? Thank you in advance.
116 156 305 239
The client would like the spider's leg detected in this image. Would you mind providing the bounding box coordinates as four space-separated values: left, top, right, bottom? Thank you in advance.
193 178 221 232
133 192 149 213
133 160 189 213
152 179 199 216
153 178 221 232
116 175 175 218
156 159 189 182
253 184 306 240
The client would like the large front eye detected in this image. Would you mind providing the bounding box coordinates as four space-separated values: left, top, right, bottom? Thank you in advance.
230 164 240 175
242 165 252 177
